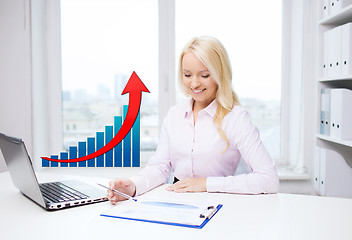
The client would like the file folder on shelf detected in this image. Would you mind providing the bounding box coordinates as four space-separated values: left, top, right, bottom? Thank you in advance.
330 88 352 140
322 22 352 79
321 0 329 19
327 27 342 78
341 23 352 76
320 88 331 135
318 148 352 198
330 0 352 16
313 147 321 193
101 199 222 229
322 31 329 78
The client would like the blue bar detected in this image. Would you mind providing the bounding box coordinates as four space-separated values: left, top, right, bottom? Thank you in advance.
78 142 86 167
87 137 95 167
42 156 50 167
60 152 68 167
132 111 140 167
50 155 58 167
114 116 122 167
123 105 131 167
69 146 77 167
105 126 113 167
96 132 104 167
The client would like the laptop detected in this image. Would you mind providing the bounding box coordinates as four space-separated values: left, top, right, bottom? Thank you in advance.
0 132 108 210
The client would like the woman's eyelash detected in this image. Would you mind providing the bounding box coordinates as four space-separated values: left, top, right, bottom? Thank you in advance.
183 73 210 78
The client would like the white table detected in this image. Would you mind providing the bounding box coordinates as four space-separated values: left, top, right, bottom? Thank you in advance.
1 169 352 240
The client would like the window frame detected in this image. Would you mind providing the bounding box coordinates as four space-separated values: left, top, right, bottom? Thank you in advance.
36 0 309 173
31 0 63 170
279 0 317 176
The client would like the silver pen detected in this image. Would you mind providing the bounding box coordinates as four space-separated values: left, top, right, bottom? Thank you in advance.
97 183 137 202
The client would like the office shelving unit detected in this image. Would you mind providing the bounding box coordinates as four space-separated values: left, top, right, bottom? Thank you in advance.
318 3 352 25
314 1 352 197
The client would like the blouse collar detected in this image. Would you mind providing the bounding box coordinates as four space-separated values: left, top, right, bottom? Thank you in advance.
184 98 218 119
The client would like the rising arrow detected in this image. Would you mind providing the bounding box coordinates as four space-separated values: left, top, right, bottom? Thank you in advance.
41 71 150 163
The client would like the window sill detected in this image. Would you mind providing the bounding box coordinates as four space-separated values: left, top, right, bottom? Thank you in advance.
277 167 310 180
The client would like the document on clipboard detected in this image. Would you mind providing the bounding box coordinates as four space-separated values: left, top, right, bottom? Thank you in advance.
100 199 222 229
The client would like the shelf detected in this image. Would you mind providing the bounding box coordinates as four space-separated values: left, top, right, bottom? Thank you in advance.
316 2 352 198
319 4 352 25
319 75 352 82
317 134 352 148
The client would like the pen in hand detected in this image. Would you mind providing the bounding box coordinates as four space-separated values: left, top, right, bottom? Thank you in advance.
97 183 138 202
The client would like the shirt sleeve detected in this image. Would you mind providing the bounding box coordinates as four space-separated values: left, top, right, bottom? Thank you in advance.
206 109 279 194
129 114 172 196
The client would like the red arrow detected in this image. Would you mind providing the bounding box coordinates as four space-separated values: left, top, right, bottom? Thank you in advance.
41 71 150 163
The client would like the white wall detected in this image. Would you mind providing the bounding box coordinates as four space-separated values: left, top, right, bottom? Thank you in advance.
0 0 32 172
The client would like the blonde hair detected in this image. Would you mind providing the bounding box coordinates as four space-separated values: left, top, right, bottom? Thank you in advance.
178 36 240 151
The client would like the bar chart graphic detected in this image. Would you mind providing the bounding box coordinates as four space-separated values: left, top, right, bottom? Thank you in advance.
42 106 141 167
41 71 149 168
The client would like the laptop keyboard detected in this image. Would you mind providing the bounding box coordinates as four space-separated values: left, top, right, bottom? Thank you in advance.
39 182 88 203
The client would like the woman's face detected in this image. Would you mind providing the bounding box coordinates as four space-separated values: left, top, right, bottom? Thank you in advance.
182 51 218 109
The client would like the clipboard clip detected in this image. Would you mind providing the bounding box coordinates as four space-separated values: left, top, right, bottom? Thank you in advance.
199 206 217 219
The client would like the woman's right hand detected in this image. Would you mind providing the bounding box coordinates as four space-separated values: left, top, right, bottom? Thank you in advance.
107 178 136 205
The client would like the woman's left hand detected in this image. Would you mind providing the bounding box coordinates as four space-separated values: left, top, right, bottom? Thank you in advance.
166 178 206 193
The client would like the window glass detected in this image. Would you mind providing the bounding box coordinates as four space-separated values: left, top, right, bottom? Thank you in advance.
61 0 159 152
176 0 282 159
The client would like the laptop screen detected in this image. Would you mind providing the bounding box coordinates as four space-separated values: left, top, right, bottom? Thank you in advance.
0 133 46 207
